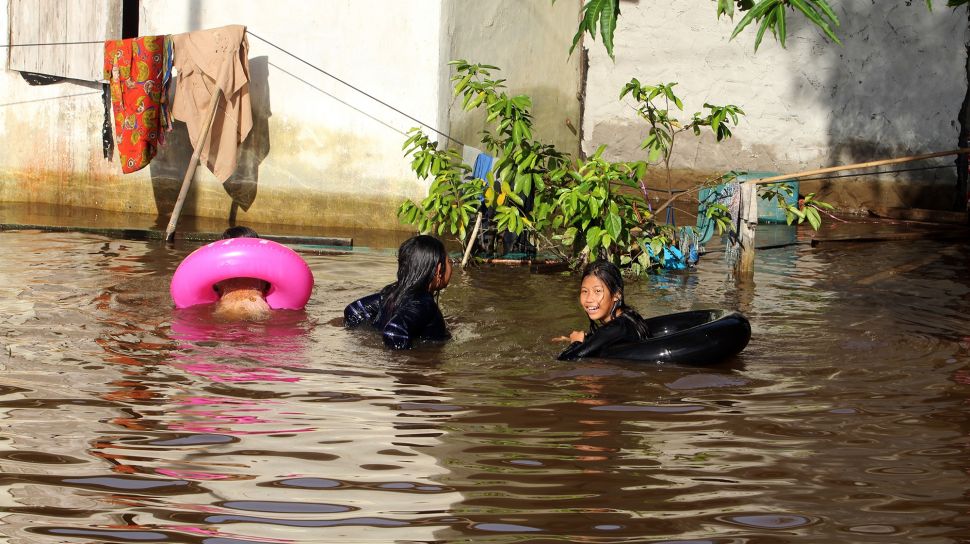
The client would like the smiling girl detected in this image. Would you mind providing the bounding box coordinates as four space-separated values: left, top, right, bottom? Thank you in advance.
555 260 651 360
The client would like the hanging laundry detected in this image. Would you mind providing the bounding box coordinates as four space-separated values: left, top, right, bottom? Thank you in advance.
472 152 494 182
461 145 482 174
104 35 174 173
171 25 252 183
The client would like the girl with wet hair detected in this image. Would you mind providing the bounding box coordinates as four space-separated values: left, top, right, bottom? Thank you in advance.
555 259 650 360
344 234 452 349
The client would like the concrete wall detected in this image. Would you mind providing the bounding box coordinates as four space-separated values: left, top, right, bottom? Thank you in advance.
583 2 969 211
445 0 583 157
0 1 449 230
0 1 585 232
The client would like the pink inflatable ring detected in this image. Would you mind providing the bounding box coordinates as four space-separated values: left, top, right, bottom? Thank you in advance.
171 238 314 310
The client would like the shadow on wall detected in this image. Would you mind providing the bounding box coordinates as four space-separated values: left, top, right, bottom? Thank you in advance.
225 56 272 222
804 3 966 209
147 55 272 226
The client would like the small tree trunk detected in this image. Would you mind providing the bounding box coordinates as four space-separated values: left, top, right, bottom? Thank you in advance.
956 7 970 211
735 183 758 278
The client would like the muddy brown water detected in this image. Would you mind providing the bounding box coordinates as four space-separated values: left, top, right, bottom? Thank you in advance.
1 226 969 543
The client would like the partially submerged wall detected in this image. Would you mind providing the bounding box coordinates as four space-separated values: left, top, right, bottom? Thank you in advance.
0 0 448 230
582 3 969 211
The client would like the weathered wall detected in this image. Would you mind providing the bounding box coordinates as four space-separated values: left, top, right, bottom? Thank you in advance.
0 1 112 210
0 0 448 230
445 0 582 158
583 2 969 210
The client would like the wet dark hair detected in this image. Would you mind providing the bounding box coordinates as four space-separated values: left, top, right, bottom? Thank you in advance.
379 235 448 323
581 260 649 338
217 225 267 293
220 225 260 239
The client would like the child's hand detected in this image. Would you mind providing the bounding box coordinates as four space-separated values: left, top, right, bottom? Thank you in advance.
568 330 585 342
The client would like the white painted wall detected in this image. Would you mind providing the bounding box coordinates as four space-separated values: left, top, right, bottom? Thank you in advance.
0 0 450 229
1 1 584 229
140 1 447 196
582 2 968 207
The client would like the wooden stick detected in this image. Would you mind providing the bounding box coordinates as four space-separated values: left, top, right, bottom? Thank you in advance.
745 148 970 185
164 59 233 242
735 182 758 277
460 212 482 268
855 247 961 286
164 88 223 242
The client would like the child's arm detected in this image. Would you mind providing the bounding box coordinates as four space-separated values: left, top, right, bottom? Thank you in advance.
557 323 626 361
344 293 382 327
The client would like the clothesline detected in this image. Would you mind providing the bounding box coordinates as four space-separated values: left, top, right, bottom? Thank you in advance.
0 30 463 146
0 91 100 108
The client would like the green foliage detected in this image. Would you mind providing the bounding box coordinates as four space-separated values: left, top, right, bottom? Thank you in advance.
620 79 745 169
575 0 967 57
758 183 833 231
573 0 845 57
551 147 653 265
400 62 828 275
927 1 970 8
449 60 571 241
565 0 620 60
397 128 482 242
731 0 841 51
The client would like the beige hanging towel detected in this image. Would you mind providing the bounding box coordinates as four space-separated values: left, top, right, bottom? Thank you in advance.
171 25 252 182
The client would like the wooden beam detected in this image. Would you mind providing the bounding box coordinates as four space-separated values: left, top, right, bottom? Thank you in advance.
745 148 970 185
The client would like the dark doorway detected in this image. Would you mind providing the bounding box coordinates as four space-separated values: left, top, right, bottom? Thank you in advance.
122 0 139 39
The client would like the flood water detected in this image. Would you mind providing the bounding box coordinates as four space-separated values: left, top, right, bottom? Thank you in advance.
1 226 969 543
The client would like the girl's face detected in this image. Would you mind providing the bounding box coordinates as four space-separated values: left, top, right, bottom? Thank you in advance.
580 274 619 322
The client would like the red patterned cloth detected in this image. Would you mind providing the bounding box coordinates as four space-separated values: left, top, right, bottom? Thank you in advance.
104 36 171 174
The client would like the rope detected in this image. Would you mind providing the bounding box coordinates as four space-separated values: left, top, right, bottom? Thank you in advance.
0 41 104 47
1 35 464 147
268 61 406 136
793 164 951 182
0 91 101 108
245 31 463 147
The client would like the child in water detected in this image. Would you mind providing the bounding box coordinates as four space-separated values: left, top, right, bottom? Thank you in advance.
555 260 651 360
344 234 452 349
213 226 272 322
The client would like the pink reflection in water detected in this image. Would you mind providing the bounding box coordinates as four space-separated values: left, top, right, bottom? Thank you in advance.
162 307 316 436
168 305 312 384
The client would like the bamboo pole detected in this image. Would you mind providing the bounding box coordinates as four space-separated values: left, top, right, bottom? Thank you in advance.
745 148 970 185
164 59 232 242
164 89 223 242
460 212 482 268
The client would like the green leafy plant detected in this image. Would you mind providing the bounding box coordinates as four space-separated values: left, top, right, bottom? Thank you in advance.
399 62 831 275
760 183 834 230
397 128 482 242
450 60 571 244
620 79 744 198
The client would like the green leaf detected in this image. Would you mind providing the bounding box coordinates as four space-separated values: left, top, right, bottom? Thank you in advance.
730 0 775 42
562 226 578 245
569 0 620 60
790 0 842 45
599 0 619 60
586 226 603 252
605 212 622 240
772 4 787 47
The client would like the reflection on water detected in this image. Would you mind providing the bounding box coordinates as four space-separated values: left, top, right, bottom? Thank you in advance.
0 229 969 542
